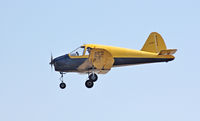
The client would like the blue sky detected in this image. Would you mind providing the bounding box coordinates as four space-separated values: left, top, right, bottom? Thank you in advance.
0 0 200 121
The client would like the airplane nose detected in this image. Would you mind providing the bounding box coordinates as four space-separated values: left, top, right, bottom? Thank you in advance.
49 58 60 71
52 55 67 66
49 54 69 71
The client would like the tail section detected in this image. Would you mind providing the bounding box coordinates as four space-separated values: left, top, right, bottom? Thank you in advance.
141 32 167 53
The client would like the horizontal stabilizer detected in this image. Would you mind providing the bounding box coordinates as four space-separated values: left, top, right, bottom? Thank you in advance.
158 49 177 55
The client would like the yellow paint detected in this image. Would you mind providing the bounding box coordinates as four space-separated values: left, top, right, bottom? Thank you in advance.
69 32 176 63
69 55 88 58
141 32 167 53
83 44 174 59
82 32 176 59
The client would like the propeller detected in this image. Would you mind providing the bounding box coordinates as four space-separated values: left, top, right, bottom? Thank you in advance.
50 52 54 71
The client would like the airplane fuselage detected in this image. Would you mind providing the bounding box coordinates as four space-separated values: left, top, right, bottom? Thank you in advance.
52 44 174 73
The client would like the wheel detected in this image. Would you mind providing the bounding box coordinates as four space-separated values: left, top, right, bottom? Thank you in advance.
89 73 98 82
59 82 66 89
85 80 94 88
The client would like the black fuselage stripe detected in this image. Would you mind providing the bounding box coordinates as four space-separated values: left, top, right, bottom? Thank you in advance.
113 58 174 65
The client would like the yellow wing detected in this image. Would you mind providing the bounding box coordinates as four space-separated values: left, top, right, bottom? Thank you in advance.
89 48 114 73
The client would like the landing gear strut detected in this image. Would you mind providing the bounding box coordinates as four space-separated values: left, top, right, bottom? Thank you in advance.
59 72 66 89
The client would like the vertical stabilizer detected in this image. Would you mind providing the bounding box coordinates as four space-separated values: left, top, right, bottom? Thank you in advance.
141 32 167 53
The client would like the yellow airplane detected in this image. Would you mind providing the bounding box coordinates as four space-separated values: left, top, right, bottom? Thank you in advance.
50 32 177 89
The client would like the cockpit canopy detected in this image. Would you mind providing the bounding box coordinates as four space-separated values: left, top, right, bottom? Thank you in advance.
70 46 91 56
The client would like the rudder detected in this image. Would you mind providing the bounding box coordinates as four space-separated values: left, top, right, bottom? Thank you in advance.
141 32 167 53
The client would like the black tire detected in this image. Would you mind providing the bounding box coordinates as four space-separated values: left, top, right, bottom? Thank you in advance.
89 73 98 82
59 82 66 89
85 80 94 88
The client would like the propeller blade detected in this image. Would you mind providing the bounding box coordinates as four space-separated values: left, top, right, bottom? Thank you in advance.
50 52 54 71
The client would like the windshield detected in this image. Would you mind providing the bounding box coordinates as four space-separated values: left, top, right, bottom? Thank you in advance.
70 46 85 56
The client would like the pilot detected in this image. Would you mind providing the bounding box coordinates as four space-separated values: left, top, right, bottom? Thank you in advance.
76 52 79 56
87 47 91 54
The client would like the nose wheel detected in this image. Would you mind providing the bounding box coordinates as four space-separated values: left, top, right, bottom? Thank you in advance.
60 82 66 89
59 72 66 89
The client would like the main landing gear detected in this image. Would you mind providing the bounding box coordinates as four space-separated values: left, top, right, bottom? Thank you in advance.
59 72 66 89
85 73 98 88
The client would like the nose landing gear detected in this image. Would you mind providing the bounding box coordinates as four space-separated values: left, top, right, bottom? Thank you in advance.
59 72 66 89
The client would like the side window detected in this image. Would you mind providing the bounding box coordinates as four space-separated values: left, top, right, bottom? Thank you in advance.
70 46 85 56
85 47 91 55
